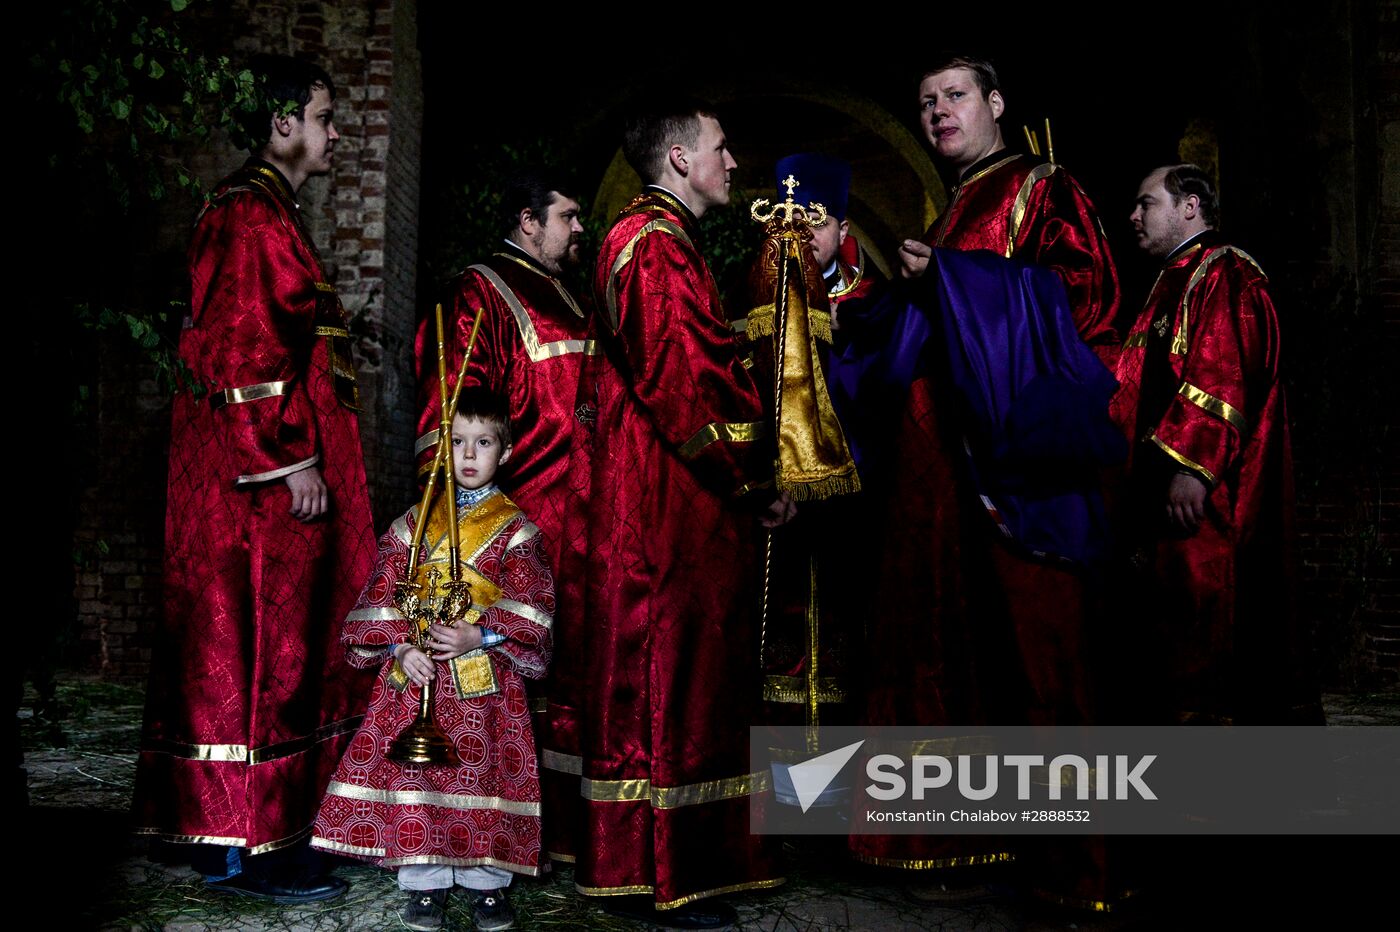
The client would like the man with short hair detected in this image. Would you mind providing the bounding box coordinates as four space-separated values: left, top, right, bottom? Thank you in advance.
1112 164 1319 725
414 170 590 579
134 54 375 902
899 54 1120 355
412 169 594 867
853 55 1124 906
560 99 785 927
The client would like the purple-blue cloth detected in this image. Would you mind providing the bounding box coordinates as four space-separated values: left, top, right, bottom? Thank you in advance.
825 286 932 484
932 249 1124 565
827 249 1124 566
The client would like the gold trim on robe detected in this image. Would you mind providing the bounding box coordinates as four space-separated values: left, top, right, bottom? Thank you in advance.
828 245 866 300
1149 434 1217 485
574 877 787 909
852 851 1017 870
1179 381 1247 432
1173 245 1266 356
346 605 408 623
470 263 597 361
1007 162 1059 258
677 420 766 459
322 780 541 816
578 770 771 808
603 218 694 330
763 675 848 704
139 715 362 764
493 250 587 318
133 825 313 856
542 749 583 775
209 379 290 409
492 597 553 630
235 453 320 487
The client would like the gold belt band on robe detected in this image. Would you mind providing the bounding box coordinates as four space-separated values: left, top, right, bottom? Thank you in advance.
209 380 289 410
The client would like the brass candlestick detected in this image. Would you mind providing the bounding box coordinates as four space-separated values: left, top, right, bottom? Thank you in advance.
385 307 484 767
388 565 469 765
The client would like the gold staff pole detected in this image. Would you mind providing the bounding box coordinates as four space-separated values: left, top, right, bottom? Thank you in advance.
404 312 483 577
437 307 463 583
759 234 794 665
388 309 482 767
749 175 827 668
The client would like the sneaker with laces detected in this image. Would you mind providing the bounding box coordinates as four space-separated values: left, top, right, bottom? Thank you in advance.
400 887 448 931
471 887 516 931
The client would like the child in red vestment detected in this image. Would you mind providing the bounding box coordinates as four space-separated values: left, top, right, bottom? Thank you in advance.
312 391 553 931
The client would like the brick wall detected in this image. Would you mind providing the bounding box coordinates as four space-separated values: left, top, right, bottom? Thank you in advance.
1281 0 1399 688
1366 0 1400 682
73 0 421 680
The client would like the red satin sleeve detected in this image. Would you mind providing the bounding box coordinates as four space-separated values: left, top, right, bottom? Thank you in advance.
338 516 415 669
1015 170 1122 358
473 520 555 681
1151 269 1280 487
187 191 321 483
602 224 765 494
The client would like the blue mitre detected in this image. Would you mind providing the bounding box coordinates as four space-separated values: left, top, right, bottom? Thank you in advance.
775 152 851 221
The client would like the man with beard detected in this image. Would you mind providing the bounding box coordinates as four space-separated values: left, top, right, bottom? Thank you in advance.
1112 164 1319 725
414 170 591 580
412 172 594 867
134 54 375 902
561 98 788 928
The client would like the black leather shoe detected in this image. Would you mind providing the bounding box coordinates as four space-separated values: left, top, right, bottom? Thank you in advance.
206 870 349 904
602 895 737 929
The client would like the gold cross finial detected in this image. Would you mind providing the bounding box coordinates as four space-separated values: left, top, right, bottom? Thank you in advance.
750 173 828 228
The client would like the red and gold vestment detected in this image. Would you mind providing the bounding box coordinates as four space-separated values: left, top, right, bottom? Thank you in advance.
135 160 376 854
1111 232 1319 724
311 490 553 870
550 188 782 909
413 246 594 860
855 153 1121 886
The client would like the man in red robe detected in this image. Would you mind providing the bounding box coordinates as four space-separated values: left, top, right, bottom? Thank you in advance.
899 56 1120 362
1112 164 1320 725
133 55 376 902
853 55 1122 906
411 171 593 865
562 99 788 928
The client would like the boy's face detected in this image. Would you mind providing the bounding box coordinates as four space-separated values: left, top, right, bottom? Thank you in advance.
450 415 511 490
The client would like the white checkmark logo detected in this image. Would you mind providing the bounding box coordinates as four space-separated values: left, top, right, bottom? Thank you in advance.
788 740 865 813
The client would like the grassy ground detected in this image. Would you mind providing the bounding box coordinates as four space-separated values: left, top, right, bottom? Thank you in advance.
17 677 1005 930
17 675 1400 930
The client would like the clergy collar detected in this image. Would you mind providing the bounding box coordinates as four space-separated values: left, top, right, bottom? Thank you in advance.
499 238 555 278
243 158 299 207
644 185 700 228
1164 229 1220 263
956 149 1022 186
